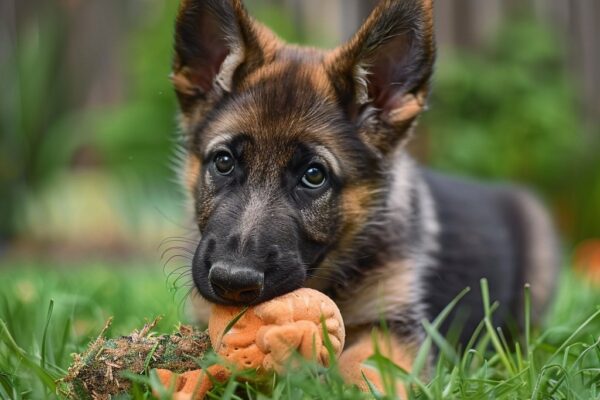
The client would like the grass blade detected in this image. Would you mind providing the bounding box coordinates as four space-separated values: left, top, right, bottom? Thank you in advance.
40 299 54 369
551 308 600 360
480 279 516 374
0 319 57 391
412 286 470 377
57 316 72 365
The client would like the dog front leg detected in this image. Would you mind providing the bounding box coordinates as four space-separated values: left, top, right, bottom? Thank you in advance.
338 329 419 399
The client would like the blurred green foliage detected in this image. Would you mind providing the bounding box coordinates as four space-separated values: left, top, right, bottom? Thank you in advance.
0 1 181 242
246 1 301 44
425 20 578 185
0 4 598 246
90 2 178 182
421 18 599 242
0 5 70 240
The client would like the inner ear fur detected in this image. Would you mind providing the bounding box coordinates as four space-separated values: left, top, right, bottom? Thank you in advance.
326 0 435 151
172 0 280 118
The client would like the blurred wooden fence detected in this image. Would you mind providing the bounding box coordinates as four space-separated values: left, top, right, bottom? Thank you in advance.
436 0 600 133
279 0 600 130
2 0 599 127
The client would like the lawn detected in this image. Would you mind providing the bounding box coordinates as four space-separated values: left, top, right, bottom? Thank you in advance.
1 260 599 399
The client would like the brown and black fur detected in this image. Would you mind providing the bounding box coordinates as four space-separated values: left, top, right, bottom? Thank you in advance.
171 0 560 391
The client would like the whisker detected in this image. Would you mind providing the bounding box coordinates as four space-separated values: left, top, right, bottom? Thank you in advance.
173 271 193 287
162 254 192 270
158 235 198 250
161 246 195 260
177 286 197 314
165 265 191 282
163 256 192 272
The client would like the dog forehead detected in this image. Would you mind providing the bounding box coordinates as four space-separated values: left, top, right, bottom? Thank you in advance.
241 63 336 130
202 60 344 147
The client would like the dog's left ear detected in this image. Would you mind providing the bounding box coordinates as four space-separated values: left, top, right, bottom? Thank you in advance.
327 0 435 153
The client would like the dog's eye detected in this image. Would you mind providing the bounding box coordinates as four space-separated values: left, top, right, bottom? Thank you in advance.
301 165 326 188
214 151 235 175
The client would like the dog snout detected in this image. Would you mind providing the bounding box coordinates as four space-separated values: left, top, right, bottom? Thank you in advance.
208 262 264 303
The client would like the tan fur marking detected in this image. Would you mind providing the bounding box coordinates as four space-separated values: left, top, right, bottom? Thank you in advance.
184 153 202 194
336 260 417 327
339 329 417 398
242 61 334 100
341 185 375 230
306 63 336 99
247 19 283 61
387 94 426 125
338 185 379 247
170 67 200 97
242 62 288 88
307 185 377 291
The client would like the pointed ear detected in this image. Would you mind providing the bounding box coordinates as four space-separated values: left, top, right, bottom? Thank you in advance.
172 0 278 118
326 0 435 152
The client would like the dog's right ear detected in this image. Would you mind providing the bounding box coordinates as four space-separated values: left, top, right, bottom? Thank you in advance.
326 0 435 154
172 0 278 121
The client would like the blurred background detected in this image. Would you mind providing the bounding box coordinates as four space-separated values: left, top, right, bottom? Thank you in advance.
0 0 599 329
2 2 600 397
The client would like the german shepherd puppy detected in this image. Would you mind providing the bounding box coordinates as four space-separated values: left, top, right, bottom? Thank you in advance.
172 0 559 391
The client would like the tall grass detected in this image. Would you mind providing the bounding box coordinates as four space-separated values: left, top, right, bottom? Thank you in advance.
1 262 599 399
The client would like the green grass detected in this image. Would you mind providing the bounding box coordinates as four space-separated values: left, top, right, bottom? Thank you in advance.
1 261 600 399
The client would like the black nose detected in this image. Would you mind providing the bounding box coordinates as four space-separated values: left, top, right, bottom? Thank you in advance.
208 262 264 303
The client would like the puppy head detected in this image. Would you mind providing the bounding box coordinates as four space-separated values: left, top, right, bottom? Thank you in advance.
173 0 435 305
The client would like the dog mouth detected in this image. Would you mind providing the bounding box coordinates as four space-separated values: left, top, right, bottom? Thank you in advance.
191 229 323 306
193 258 307 307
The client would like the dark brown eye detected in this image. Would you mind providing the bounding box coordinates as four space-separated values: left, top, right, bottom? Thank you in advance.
214 151 235 175
301 165 326 188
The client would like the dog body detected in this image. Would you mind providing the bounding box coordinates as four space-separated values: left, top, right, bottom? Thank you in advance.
333 160 558 347
171 0 559 390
